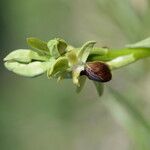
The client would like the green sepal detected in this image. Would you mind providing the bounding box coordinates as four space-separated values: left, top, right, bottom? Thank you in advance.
93 81 104 96
27 37 49 55
78 41 96 63
76 76 86 93
3 49 49 63
47 38 67 58
4 61 53 77
47 57 69 77
126 37 150 48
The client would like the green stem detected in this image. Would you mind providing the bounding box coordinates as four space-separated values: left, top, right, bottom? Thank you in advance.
89 48 150 61
88 48 150 70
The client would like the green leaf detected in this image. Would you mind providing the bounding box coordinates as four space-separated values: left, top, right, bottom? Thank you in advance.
93 81 104 96
4 61 53 77
78 41 96 63
27 37 49 55
126 37 150 48
3 49 49 63
107 54 135 70
47 38 67 58
76 76 86 93
47 57 69 77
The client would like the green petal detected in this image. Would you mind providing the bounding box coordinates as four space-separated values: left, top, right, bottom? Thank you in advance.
72 65 84 86
4 61 53 77
3 49 49 63
78 41 96 63
27 37 49 55
76 76 86 93
47 38 67 58
66 50 78 66
47 57 69 77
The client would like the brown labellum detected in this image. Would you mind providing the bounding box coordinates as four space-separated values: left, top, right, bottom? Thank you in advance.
80 61 112 82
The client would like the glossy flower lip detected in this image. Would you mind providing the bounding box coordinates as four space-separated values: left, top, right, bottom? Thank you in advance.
80 61 112 82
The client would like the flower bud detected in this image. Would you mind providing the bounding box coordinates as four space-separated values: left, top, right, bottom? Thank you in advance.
47 38 67 58
81 61 112 82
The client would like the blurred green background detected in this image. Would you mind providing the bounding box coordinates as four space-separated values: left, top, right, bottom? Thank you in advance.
1 0 150 150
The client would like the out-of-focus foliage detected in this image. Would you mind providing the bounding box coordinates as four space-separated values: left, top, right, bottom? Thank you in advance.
0 0 150 150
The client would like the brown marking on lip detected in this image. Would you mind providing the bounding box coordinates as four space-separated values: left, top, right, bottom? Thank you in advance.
81 61 112 82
